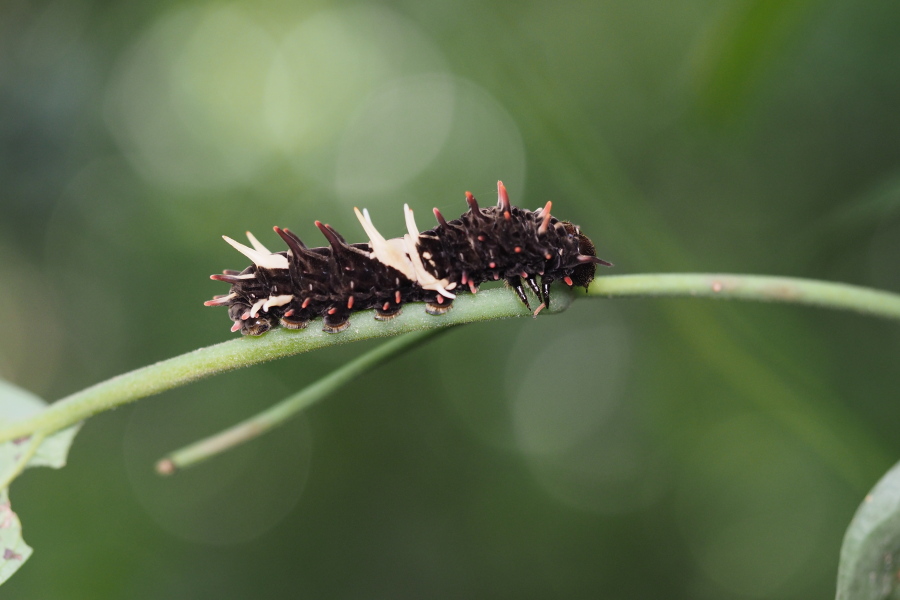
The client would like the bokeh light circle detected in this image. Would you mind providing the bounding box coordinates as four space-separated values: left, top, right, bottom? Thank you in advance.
335 74 456 197
104 6 280 190
265 5 449 156
503 312 666 514
509 323 631 457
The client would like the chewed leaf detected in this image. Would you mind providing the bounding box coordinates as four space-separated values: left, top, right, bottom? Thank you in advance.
836 460 900 599
25 425 81 470
0 379 81 588
0 489 32 585
0 379 82 486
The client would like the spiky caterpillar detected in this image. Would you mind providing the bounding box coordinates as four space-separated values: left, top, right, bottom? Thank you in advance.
206 181 612 335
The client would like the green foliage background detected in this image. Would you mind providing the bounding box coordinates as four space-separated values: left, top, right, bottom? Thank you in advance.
3 0 900 597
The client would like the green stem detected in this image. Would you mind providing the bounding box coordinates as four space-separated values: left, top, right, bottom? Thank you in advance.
157 328 448 473
587 273 900 320
1 273 899 447
0 287 566 444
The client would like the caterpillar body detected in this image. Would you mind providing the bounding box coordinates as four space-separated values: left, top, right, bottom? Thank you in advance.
206 181 612 335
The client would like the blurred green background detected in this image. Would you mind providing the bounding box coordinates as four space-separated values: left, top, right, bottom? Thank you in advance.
3 0 900 597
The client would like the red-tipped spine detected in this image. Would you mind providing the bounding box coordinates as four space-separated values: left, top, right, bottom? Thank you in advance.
538 201 553 234
497 180 511 211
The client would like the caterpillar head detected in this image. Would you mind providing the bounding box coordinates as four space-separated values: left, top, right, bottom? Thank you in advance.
562 221 601 289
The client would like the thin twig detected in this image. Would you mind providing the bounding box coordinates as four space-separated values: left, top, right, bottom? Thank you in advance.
156 328 448 473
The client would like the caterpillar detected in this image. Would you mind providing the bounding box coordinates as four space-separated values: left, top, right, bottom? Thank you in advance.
206 181 612 335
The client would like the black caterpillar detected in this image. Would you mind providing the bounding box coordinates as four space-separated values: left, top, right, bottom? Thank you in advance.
206 181 612 335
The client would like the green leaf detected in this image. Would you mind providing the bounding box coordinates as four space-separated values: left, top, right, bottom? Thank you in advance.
836 460 900 600
0 379 82 488
0 379 82 587
0 489 32 585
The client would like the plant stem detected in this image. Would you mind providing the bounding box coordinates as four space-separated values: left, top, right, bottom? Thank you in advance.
0 287 565 444
1 273 899 447
156 328 448 473
587 273 900 320
161 275 900 473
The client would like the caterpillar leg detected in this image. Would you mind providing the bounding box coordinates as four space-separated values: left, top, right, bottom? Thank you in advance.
506 276 531 310
322 319 350 333
375 300 403 321
280 316 309 329
425 293 453 315
524 276 541 301
227 304 274 335
323 306 352 333
242 316 274 336
540 276 553 309
530 276 556 317
426 303 452 315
